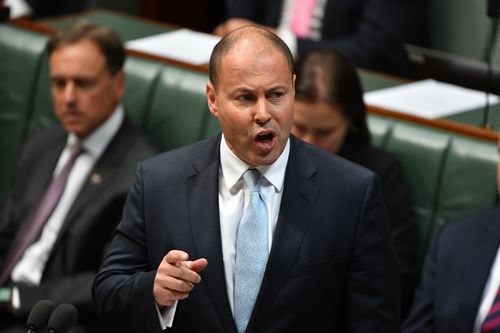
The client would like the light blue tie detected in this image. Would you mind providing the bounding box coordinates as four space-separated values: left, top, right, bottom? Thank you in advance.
234 169 268 333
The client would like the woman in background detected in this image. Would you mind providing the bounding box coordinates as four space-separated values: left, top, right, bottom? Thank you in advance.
292 50 417 319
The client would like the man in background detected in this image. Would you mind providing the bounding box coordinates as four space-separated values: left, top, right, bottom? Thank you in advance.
214 0 427 76
403 132 500 333
0 21 155 332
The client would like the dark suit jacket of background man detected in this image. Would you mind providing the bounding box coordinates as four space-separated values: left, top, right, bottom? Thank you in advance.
0 117 155 332
403 206 500 333
94 135 401 332
227 0 427 75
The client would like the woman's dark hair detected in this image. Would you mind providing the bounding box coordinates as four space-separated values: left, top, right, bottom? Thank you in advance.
294 50 370 144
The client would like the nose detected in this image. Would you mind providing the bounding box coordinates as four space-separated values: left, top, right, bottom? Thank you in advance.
254 98 271 125
62 82 76 105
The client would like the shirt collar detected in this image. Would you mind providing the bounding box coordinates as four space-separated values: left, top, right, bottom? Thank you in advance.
67 104 124 158
220 134 290 193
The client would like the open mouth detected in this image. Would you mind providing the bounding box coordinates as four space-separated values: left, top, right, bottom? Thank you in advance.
255 131 275 143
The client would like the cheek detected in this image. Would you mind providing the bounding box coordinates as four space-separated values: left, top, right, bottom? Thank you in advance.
320 134 340 153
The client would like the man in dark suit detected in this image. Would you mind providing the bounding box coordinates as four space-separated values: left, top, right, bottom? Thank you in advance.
402 134 500 333
213 0 427 76
93 25 400 332
0 22 155 332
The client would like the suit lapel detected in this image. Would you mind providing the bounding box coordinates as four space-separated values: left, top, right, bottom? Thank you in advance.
186 137 236 333
27 131 66 207
248 137 319 332
460 212 500 329
57 119 134 240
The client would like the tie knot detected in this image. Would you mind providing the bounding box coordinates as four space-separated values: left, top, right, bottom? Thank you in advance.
243 169 261 192
69 143 83 157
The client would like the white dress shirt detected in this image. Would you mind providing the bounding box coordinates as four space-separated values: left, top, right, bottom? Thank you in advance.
158 135 290 329
10 106 124 288
473 244 500 333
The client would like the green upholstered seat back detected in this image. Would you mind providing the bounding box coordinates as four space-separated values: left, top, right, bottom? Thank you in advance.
434 136 498 227
0 25 48 199
385 123 450 260
122 57 162 129
145 65 210 152
368 114 498 263
29 52 57 132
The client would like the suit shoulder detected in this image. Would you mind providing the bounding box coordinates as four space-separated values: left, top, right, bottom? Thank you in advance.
300 138 378 182
441 206 500 235
339 142 403 179
141 138 216 172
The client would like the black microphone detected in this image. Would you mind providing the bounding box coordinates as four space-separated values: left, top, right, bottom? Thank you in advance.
47 303 78 333
26 299 56 333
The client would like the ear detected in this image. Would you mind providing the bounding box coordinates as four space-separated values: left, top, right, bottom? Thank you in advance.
206 81 218 117
114 70 126 101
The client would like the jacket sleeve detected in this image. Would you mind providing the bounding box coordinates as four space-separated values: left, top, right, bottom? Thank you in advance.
347 175 402 332
93 162 163 332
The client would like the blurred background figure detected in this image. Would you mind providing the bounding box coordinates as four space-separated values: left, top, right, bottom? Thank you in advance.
5 0 94 19
292 49 418 319
0 21 155 332
214 0 428 76
402 134 500 333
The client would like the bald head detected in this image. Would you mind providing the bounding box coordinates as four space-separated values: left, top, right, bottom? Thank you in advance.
208 26 294 88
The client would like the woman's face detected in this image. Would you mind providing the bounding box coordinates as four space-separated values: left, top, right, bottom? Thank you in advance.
292 100 350 154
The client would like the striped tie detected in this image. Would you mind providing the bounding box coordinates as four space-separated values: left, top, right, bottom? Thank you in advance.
481 287 500 332
0 144 82 286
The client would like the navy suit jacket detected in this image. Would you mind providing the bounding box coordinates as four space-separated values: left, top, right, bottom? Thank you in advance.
403 206 500 333
94 135 400 332
228 0 427 75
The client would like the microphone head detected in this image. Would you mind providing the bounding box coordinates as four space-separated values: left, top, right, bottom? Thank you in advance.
47 303 78 333
27 299 56 331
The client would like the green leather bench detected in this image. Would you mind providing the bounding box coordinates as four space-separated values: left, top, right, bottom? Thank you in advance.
0 21 498 268
368 115 498 261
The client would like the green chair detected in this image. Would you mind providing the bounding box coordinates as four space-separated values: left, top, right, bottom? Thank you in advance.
122 57 162 129
0 25 48 199
434 136 498 227
144 65 209 152
367 115 396 148
384 123 451 261
29 51 57 132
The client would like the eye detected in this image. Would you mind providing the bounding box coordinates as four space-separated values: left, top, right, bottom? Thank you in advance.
267 91 284 100
51 78 66 90
75 78 96 89
236 94 255 102
315 128 334 138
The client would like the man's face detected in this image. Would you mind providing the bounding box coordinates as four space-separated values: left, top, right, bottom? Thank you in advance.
207 45 295 167
49 39 124 139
